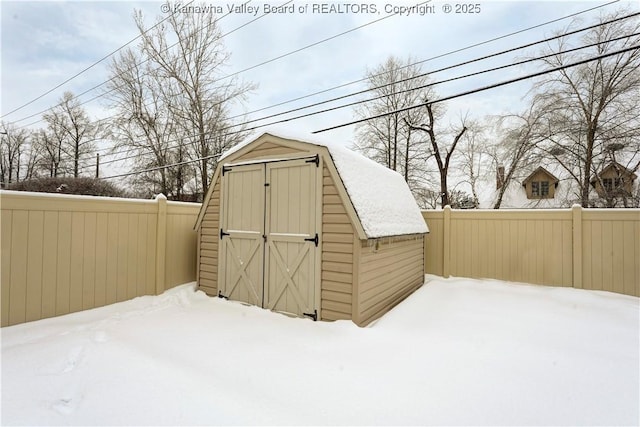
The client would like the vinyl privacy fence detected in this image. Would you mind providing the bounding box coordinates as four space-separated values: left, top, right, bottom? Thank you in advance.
2 193 638 327
423 206 639 297
1 191 200 327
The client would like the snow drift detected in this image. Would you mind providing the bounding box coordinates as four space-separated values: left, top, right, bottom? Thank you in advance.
1 276 638 425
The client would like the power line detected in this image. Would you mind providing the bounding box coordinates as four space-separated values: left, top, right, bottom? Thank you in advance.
17 0 608 131
7 0 260 127
87 0 619 137
99 44 640 180
88 19 640 169
92 0 629 163
312 45 640 134
0 0 197 120
234 33 640 134
31 1 632 175
218 15 640 133
212 2 426 84
101 153 222 180
53 0 435 165
84 136 209 171
89 5 638 171
224 0 623 121
7 0 406 129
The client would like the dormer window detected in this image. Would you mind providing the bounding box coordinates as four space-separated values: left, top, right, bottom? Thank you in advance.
532 181 550 197
591 163 637 197
523 167 559 200
602 177 623 192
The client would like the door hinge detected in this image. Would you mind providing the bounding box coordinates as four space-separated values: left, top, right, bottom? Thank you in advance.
305 154 319 167
304 233 319 247
222 166 231 176
220 229 230 239
218 291 229 300
303 309 318 321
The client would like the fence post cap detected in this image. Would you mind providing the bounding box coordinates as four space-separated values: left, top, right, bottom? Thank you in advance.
154 193 167 201
571 204 582 210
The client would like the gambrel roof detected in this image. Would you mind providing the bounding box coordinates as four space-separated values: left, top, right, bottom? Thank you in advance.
195 132 428 239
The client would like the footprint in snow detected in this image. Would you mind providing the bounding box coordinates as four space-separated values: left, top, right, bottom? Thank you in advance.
52 396 80 415
61 346 84 373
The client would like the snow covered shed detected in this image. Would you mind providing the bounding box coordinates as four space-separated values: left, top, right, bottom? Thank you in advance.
194 132 428 326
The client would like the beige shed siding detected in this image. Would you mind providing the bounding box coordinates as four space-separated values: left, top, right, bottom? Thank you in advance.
198 178 221 295
234 140 306 161
357 236 424 325
320 165 354 321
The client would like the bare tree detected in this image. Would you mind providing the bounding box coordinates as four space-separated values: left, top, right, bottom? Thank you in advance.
488 105 549 209
32 128 64 177
456 120 489 208
105 47 182 198
0 123 31 186
43 92 97 178
408 104 467 207
530 9 640 207
589 142 640 207
134 7 254 197
20 141 39 182
0 129 8 187
353 56 433 191
412 187 441 209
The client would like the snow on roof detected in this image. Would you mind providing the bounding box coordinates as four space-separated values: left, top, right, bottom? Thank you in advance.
221 129 428 238
326 143 428 238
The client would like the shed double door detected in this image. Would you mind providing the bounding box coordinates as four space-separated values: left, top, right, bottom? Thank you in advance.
219 158 319 319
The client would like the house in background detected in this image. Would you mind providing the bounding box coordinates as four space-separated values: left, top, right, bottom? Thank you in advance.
590 162 637 198
522 167 560 200
477 161 638 209
479 164 569 209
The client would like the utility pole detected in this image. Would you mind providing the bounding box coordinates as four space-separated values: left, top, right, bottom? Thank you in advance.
0 130 6 188
95 153 100 178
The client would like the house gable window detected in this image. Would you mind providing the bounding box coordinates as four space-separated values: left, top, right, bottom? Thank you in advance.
523 167 558 200
531 181 550 198
541 181 549 196
592 163 636 197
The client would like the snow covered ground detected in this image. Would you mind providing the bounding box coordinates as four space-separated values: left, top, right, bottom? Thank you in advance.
2 276 638 426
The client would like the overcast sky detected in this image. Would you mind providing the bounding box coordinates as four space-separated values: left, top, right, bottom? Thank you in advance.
1 0 637 177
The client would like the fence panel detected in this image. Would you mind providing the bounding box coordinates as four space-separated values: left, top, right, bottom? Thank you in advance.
581 209 640 295
423 207 639 297
0 191 201 327
165 202 199 291
3 193 637 327
422 212 443 276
